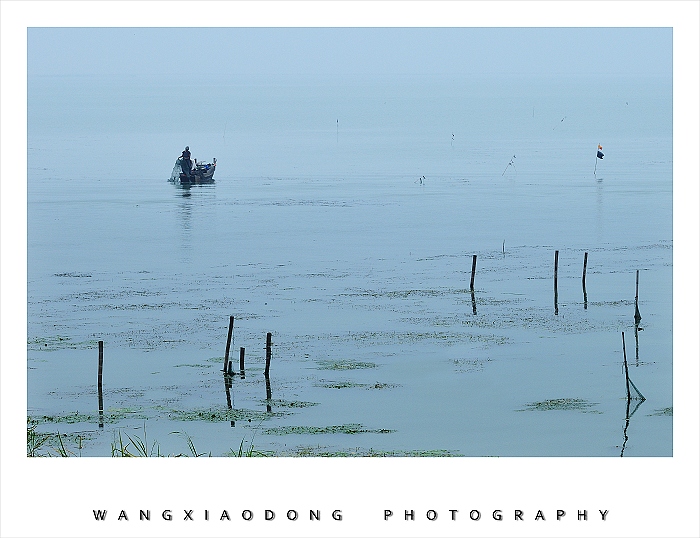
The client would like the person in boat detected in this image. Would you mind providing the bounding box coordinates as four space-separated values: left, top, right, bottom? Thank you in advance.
181 146 192 178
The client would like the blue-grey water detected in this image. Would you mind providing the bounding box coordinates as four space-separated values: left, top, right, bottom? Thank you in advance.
27 73 672 456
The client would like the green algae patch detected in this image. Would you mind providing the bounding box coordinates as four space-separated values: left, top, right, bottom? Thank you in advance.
263 423 395 436
518 398 601 413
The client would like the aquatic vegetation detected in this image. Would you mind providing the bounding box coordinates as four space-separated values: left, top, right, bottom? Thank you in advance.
111 428 212 457
263 399 319 409
649 407 672 417
263 423 395 436
316 381 367 389
518 398 601 413
284 445 459 457
317 359 377 370
224 440 274 457
316 380 398 390
349 330 479 346
452 358 491 373
368 382 398 390
167 407 276 422
28 335 96 351
29 407 147 425
341 288 471 299
27 420 53 457
27 420 88 457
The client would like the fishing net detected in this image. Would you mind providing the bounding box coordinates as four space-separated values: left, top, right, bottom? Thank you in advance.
628 377 645 401
170 158 183 182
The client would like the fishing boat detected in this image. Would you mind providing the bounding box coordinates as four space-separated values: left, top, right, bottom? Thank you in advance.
170 156 217 184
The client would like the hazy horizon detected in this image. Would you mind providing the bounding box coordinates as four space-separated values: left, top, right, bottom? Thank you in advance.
28 27 671 78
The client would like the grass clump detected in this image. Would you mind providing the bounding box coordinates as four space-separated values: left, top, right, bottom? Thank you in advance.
110 427 213 457
27 419 84 457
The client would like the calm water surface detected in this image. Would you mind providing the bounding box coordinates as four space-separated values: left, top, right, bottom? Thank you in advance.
27 74 672 456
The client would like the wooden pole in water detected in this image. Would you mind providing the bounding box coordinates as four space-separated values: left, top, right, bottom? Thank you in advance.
582 252 588 309
622 332 631 401
470 255 477 291
223 316 234 372
634 270 642 324
264 332 272 378
554 250 559 315
98 341 104 428
239 347 245 372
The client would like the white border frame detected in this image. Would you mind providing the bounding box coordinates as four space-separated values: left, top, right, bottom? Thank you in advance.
2 2 698 537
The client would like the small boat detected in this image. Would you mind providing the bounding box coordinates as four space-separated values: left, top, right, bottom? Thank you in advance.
170 156 216 184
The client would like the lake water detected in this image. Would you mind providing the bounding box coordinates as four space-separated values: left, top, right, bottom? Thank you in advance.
27 73 672 456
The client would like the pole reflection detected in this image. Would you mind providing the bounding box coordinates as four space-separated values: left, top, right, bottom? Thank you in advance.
224 370 235 427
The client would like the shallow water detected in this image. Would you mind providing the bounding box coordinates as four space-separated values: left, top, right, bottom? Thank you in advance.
27 74 672 456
